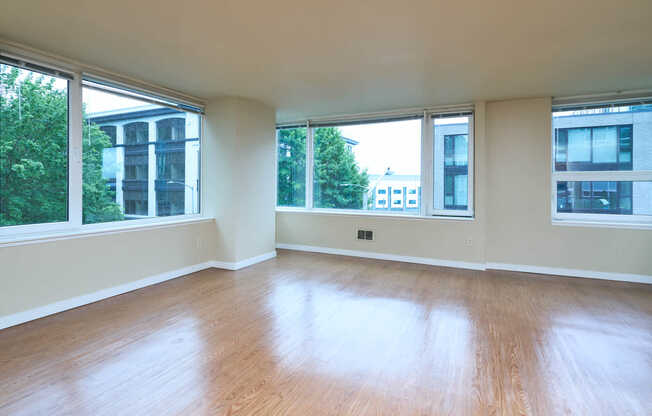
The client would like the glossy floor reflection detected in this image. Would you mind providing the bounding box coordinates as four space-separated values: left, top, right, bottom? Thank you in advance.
1 250 651 415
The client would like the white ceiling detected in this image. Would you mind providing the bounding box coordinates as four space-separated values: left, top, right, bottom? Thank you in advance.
1 0 651 122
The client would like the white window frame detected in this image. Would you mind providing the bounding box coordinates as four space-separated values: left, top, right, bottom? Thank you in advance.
0 46 205 241
275 105 475 219
426 111 474 217
551 100 652 228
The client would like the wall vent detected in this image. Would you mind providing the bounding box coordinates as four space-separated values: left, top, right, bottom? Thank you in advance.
357 230 374 241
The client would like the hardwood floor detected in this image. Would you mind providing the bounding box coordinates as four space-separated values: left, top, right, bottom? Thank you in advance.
1 250 651 415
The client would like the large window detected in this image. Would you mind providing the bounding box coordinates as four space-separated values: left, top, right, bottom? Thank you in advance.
313 119 421 213
276 112 472 217
0 51 203 237
1 61 70 229
552 101 652 225
82 81 201 223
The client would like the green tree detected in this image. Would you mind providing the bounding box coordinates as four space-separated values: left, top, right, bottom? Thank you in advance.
277 127 306 206
313 127 369 209
0 65 123 226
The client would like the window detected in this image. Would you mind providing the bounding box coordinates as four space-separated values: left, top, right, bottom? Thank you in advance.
552 101 652 226
312 118 422 214
555 125 632 171
276 109 474 218
83 82 201 223
0 51 204 238
1 61 70 229
276 127 306 207
433 113 473 216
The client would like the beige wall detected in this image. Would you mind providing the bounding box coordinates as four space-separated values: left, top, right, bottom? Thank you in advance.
485 98 652 275
1 96 277 321
277 98 652 276
204 97 277 263
0 221 217 317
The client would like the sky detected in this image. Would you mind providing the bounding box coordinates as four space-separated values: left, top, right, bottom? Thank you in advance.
340 117 468 176
83 87 146 114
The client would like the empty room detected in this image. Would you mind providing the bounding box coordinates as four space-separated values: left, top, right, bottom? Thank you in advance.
1 0 651 415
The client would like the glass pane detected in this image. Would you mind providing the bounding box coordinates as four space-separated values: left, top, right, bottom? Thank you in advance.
434 115 470 212
556 181 652 215
313 119 421 214
619 125 632 166
1 63 69 227
567 128 591 162
454 135 468 166
276 127 306 207
82 85 200 224
553 104 652 171
592 126 617 163
454 174 468 206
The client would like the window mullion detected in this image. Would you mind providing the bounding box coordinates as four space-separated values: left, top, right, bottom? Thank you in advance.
68 74 83 228
306 121 314 210
420 112 433 216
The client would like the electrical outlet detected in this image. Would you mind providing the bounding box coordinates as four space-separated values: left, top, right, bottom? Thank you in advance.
464 238 472 246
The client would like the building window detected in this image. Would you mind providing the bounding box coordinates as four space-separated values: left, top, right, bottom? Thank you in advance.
555 125 632 171
156 118 188 216
100 126 117 146
552 101 652 225
433 113 473 216
311 118 422 213
157 117 185 142
82 80 201 223
276 127 306 207
0 62 69 228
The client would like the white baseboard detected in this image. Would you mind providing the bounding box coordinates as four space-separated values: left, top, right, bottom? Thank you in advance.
277 243 651 284
0 251 279 331
275 243 485 270
211 250 277 271
0 261 214 331
486 262 652 285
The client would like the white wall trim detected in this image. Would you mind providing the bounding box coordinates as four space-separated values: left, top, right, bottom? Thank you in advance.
277 244 652 284
276 243 485 270
0 217 214 248
486 263 652 285
0 261 214 330
211 250 277 271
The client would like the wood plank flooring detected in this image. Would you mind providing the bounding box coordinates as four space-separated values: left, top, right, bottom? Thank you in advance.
1 250 651 415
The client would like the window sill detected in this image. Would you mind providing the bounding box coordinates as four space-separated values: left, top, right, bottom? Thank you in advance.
276 207 475 221
0 216 214 247
551 219 652 230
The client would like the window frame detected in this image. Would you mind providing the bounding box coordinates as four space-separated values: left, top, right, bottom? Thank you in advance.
0 48 205 241
550 100 652 228
275 106 475 219
426 112 475 218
